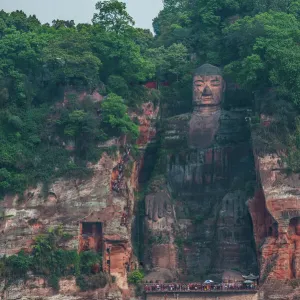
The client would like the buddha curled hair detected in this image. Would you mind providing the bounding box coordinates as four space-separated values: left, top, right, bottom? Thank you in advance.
194 64 222 76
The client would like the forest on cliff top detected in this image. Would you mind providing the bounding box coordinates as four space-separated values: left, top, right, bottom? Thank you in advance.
1 0 300 196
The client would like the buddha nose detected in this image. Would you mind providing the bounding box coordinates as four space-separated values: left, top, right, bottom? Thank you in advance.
202 86 212 97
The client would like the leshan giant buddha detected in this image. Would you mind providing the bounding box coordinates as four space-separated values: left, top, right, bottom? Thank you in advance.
189 63 225 148
144 63 257 282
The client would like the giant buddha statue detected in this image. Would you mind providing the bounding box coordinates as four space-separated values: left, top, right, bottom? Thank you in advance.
144 63 257 282
189 63 225 148
164 63 246 151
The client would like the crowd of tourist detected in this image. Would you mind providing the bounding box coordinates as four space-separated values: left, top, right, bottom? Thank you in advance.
144 282 257 293
111 146 131 193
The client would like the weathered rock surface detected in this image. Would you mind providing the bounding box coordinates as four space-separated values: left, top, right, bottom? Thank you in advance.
251 151 300 281
132 102 158 149
0 100 158 300
1 277 124 300
245 117 300 299
0 152 134 299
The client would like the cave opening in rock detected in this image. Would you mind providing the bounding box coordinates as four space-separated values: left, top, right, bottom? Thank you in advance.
268 226 272 236
79 222 103 253
268 222 278 238
288 217 300 236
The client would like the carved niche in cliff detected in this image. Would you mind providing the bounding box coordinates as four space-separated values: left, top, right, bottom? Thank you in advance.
79 222 103 253
78 208 133 281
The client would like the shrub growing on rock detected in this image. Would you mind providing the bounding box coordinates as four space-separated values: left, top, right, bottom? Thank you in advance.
127 270 144 284
76 273 108 291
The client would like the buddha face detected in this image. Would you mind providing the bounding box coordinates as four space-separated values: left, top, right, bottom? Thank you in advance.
193 74 225 107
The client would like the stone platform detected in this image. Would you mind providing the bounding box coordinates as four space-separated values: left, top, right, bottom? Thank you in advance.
146 290 258 300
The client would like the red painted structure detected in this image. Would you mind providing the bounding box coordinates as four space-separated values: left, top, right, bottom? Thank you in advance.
145 82 157 89
144 81 170 89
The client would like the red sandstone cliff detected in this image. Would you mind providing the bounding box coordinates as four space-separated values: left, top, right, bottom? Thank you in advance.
0 99 158 300
248 121 300 299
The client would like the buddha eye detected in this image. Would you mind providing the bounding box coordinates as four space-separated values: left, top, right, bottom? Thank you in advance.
211 80 220 86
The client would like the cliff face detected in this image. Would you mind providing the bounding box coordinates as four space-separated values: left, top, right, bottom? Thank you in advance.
242 115 300 299
248 146 300 299
5 86 300 300
0 100 158 300
144 109 258 282
141 106 300 299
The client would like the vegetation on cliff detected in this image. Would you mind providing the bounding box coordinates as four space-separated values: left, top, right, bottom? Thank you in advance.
0 3 149 196
0 0 197 197
2 0 300 289
1 4 300 189
0 227 107 291
153 0 300 170
127 269 144 284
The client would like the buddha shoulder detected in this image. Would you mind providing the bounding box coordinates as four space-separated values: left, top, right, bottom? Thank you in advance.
163 112 191 146
164 112 191 132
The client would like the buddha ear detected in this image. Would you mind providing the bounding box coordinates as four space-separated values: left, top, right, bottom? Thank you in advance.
222 80 226 92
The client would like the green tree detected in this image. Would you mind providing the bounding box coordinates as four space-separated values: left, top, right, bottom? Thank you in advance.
284 117 300 172
52 19 75 29
42 31 101 90
92 0 135 33
147 43 190 81
127 270 144 284
0 5 157 196
223 11 300 108
107 75 129 98
79 251 102 275
101 93 139 139
91 30 154 84
4 250 31 279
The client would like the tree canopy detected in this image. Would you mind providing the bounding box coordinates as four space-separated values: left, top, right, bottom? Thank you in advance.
0 2 156 196
3 0 300 193
92 0 135 33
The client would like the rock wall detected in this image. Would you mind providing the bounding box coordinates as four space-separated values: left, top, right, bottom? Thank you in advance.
0 100 158 300
2 277 124 300
251 151 300 280
247 117 300 299
0 151 135 300
6 85 300 300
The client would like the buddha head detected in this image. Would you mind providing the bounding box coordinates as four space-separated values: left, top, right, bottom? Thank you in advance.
193 64 225 107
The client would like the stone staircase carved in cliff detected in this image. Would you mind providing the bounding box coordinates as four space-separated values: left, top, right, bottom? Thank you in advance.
111 146 131 194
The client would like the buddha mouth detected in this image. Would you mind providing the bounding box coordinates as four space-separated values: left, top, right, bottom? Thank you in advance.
201 96 213 103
